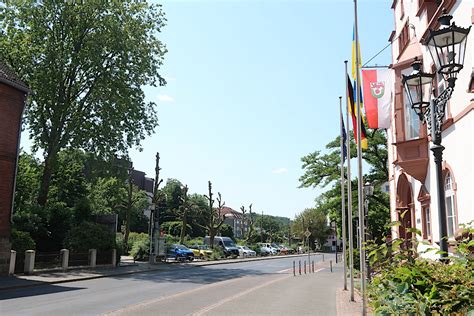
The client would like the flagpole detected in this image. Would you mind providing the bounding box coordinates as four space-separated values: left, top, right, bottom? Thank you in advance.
339 96 347 291
344 60 355 302
353 0 366 314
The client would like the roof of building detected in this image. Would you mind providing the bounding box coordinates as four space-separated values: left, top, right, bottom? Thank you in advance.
0 60 30 93
221 206 244 220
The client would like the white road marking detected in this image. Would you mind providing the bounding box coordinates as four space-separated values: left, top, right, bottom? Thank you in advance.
189 274 291 316
190 267 326 316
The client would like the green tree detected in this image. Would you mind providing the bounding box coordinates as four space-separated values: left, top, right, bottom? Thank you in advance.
292 208 330 250
299 130 390 243
13 152 42 212
0 1 167 206
220 224 234 240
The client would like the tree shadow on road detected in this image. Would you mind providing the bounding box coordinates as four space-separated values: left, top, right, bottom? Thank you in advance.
0 282 84 300
110 264 278 285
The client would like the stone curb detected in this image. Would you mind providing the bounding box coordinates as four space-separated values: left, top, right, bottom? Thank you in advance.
1 253 329 291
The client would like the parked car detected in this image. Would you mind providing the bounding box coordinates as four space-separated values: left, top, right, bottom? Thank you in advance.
189 245 213 259
167 244 194 262
259 246 272 256
204 236 239 258
237 246 256 257
258 243 277 255
271 243 282 254
259 243 278 255
276 245 289 255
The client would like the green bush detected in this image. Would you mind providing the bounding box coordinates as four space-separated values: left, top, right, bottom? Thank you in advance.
185 237 203 246
130 238 150 261
209 247 224 261
63 222 114 252
115 233 124 263
367 224 474 314
11 229 36 254
127 232 149 251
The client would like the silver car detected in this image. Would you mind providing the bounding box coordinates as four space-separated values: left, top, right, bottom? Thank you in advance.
237 246 257 257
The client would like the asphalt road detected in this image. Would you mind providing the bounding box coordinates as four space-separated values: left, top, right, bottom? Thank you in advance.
0 255 341 316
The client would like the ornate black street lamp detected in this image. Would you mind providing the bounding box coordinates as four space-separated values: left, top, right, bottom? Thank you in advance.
402 10 471 258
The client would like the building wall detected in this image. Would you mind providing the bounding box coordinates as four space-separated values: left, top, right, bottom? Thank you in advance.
0 82 26 274
388 0 473 257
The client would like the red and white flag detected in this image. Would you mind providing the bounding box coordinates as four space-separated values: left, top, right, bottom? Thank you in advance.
362 69 392 129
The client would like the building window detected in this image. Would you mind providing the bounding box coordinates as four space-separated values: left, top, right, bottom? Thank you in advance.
398 22 409 56
403 85 420 140
445 172 457 237
422 207 431 240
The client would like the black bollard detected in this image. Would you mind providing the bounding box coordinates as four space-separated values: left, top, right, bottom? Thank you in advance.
293 261 295 276
330 260 333 272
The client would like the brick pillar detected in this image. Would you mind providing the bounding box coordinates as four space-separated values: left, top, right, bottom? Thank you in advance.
0 237 11 275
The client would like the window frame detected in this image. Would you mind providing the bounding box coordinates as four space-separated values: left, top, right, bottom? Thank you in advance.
443 168 458 239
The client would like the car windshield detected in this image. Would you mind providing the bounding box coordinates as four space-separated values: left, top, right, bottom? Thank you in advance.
198 245 209 250
175 245 188 250
243 246 250 250
223 240 235 247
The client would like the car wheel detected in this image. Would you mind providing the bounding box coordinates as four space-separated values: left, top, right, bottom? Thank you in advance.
188 257 194 262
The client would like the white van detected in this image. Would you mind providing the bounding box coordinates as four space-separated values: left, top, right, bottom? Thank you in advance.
203 236 239 258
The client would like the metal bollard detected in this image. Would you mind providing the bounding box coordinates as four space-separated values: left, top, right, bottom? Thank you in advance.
112 249 117 267
60 249 69 271
304 260 306 274
312 260 315 273
9 250 16 275
293 261 295 276
89 249 97 267
330 260 333 272
322 253 325 262
24 250 35 275
299 260 301 275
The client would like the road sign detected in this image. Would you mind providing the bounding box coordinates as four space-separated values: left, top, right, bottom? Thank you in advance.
304 230 311 238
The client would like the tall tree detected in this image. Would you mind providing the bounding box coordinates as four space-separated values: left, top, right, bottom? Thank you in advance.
179 185 189 244
292 208 331 250
198 181 226 249
0 1 167 206
299 130 390 243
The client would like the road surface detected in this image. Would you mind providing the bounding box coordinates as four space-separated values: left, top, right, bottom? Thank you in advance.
0 255 342 316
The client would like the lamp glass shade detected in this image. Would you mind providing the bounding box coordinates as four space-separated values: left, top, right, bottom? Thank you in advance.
402 71 434 118
426 24 471 81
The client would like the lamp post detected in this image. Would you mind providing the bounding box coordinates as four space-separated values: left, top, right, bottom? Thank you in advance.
363 182 374 280
402 10 470 259
331 221 338 263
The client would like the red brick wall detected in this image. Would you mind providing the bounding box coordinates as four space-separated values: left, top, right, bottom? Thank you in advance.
0 82 26 239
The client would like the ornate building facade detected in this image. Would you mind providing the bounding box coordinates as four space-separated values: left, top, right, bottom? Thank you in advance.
387 0 473 257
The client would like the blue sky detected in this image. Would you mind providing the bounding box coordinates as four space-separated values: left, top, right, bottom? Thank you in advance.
22 0 393 219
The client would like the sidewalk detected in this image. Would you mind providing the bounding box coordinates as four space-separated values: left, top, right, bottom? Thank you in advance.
0 252 325 291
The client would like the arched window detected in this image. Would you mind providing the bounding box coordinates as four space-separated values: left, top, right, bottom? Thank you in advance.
445 172 457 237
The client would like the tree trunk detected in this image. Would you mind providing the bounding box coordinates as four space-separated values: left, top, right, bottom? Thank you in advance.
124 169 133 252
209 228 215 250
37 149 58 206
179 207 188 244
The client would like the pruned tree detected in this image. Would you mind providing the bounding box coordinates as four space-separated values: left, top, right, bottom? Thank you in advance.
240 203 254 241
198 181 226 249
0 1 167 206
247 204 254 241
239 205 246 240
178 185 189 244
